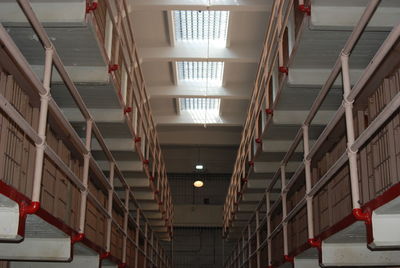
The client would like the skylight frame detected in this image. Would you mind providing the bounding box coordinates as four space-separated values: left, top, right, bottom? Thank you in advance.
176 61 225 86
173 10 230 45
179 97 221 112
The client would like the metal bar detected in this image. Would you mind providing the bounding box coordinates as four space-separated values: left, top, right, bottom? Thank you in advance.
341 52 361 210
31 47 52 202
352 91 400 151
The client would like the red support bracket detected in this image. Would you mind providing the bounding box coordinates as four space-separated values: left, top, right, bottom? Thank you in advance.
298 4 311 16
134 137 141 143
86 1 98 13
268 266 274 268
353 208 372 225
248 160 254 167
100 251 111 260
308 238 321 248
284 255 294 263
279 66 289 75
118 263 127 268
241 177 248 183
158 201 164 206
143 159 149 165
255 138 262 144
71 233 85 244
266 108 274 116
149 176 155 182
108 64 119 73
19 201 40 218
124 106 132 114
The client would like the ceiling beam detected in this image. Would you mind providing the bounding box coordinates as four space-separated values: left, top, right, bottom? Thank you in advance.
0 1 85 24
139 44 260 63
155 114 244 126
158 127 241 146
312 3 399 30
272 110 336 125
132 0 271 12
148 84 251 100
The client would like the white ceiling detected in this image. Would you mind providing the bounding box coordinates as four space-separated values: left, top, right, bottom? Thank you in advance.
131 1 269 173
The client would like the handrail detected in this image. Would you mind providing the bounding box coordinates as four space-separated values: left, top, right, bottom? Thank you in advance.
224 0 400 266
0 0 172 265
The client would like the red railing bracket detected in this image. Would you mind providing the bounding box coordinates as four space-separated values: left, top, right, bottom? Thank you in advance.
86 1 98 13
19 201 40 218
279 66 289 75
284 255 294 263
266 108 274 116
100 251 111 260
134 137 141 143
118 263 127 268
108 64 119 73
143 159 149 165
149 176 155 182
248 160 254 167
241 177 248 183
308 238 321 248
353 208 371 225
298 4 311 16
71 233 85 244
255 138 262 144
124 106 132 114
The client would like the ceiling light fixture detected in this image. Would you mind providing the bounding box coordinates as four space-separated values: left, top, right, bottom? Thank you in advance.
193 180 204 188
195 164 204 170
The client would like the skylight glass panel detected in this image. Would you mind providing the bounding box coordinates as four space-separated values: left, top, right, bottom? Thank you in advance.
179 98 221 111
174 10 229 44
177 61 224 86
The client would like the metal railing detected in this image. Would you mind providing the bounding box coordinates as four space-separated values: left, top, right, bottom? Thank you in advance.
0 0 172 266
223 0 400 267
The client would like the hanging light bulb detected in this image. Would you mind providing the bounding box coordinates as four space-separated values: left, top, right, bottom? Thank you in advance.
193 180 204 188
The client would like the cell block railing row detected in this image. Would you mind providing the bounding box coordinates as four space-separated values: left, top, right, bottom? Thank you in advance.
224 0 400 267
89 0 173 234
223 0 309 236
0 0 172 266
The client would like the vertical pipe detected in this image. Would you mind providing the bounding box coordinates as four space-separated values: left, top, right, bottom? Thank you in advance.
303 124 315 239
278 0 284 67
78 119 93 233
281 165 289 256
255 210 261 268
122 188 129 265
266 192 272 267
31 47 53 202
248 224 252 268
341 52 361 210
135 209 140 268
106 162 115 253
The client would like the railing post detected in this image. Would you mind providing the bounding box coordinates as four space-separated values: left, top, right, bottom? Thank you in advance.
266 192 272 268
31 47 53 205
144 223 148 268
105 162 115 254
302 124 316 242
248 224 252 268
341 52 362 210
121 188 129 266
281 165 289 259
78 119 93 235
255 210 261 268
135 208 140 268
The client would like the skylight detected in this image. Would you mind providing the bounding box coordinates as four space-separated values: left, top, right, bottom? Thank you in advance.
173 10 229 44
177 61 224 86
180 98 221 111
179 98 222 124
